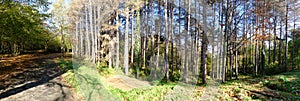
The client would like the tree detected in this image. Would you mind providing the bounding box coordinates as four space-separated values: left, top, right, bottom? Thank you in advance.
200 0 208 84
164 0 169 82
52 0 70 56
124 2 130 75
284 0 288 72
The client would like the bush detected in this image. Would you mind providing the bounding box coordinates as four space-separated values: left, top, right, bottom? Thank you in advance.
278 76 288 83
265 61 283 75
97 62 117 76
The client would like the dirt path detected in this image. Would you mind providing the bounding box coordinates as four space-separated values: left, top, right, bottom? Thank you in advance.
101 75 151 91
0 53 76 101
199 80 221 101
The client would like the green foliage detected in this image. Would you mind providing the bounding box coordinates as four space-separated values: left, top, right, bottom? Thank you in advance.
265 61 283 75
58 59 73 72
97 62 118 76
288 37 300 68
263 70 300 99
107 84 176 101
278 76 288 83
263 80 270 85
0 1 60 54
234 87 241 94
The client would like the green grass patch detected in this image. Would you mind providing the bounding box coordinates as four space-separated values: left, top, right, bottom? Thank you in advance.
106 83 201 101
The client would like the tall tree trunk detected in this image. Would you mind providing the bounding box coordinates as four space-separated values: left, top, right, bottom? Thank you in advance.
131 10 135 65
211 3 216 79
89 0 94 63
235 43 238 79
170 0 174 79
221 0 227 82
75 19 78 56
279 20 283 68
201 0 208 84
85 5 90 58
284 0 288 72
80 16 83 58
273 15 277 63
164 0 169 82
155 18 161 80
292 4 296 69
60 24 65 57
97 6 101 65
124 5 130 75
116 11 120 70
184 0 189 83
93 6 97 63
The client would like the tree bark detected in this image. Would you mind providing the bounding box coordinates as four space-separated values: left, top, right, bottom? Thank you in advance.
124 4 130 75
164 0 169 82
284 0 288 72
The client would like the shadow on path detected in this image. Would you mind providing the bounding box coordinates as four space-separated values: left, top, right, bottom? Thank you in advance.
0 53 70 99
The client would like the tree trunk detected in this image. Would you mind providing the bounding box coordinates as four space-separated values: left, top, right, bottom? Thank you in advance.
131 10 135 65
61 24 65 57
124 6 130 75
89 0 94 63
164 0 169 82
284 0 288 72
85 5 90 58
184 0 189 83
201 0 208 84
116 11 120 70
273 15 277 63
80 16 83 58
222 0 228 82
211 3 216 79
279 20 283 68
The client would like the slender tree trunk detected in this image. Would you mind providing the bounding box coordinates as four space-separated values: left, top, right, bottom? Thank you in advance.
235 43 238 79
201 0 208 84
89 0 94 63
85 5 90 58
170 0 174 79
155 19 161 80
116 11 120 70
131 10 135 65
285 0 288 72
60 24 65 56
75 20 78 56
242 1 247 74
97 6 101 65
222 0 228 82
124 5 130 75
292 4 296 69
80 16 83 58
184 0 189 83
93 6 97 63
211 3 216 79
164 0 169 82
273 15 277 63
279 20 283 68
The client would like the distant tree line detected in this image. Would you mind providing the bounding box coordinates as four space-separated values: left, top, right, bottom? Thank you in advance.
0 0 66 55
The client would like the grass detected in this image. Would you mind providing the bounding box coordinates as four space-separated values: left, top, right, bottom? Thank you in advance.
105 82 204 101
217 70 300 100
263 70 300 100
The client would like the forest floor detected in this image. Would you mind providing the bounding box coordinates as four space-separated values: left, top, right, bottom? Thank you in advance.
0 53 80 101
100 71 300 100
206 74 299 100
1 53 299 100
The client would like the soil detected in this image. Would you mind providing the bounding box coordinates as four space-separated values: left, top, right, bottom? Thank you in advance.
101 75 151 91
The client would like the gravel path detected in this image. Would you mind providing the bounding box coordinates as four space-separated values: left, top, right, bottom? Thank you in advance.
0 53 76 101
